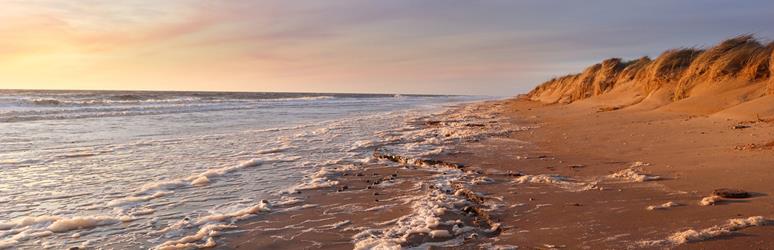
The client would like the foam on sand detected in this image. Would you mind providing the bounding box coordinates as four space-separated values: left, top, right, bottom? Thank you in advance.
290 164 361 191
699 195 722 206
429 229 452 238
607 162 660 182
153 200 271 250
184 159 263 187
195 201 271 224
513 174 599 192
479 243 520 250
319 220 351 230
637 216 771 247
352 172 466 249
374 103 525 159
153 224 235 250
471 176 495 185
646 201 681 210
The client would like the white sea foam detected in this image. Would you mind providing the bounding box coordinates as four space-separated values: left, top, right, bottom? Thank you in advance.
320 220 351 230
0 214 134 233
513 174 598 192
352 170 469 249
47 216 134 233
130 207 157 216
429 229 452 238
290 164 361 192
347 102 517 249
135 158 263 196
153 200 271 250
153 224 235 250
374 102 521 158
699 195 722 206
646 201 681 210
195 201 271 224
637 216 771 246
108 191 174 207
0 214 134 248
471 176 495 185
280 204 320 213
364 204 397 212
480 243 520 250
607 162 660 182
275 196 305 206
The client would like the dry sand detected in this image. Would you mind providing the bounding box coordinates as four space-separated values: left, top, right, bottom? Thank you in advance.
219 97 774 249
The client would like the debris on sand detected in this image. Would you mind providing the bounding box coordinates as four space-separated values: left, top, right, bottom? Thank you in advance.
732 124 751 129
424 120 443 126
637 216 771 247
734 140 774 151
646 201 681 210
607 162 660 182
699 188 752 206
373 150 464 170
712 188 751 198
453 184 486 204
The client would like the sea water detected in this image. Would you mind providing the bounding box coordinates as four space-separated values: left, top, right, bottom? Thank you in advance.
0 89 488 249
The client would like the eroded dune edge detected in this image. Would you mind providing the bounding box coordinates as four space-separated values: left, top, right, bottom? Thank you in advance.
528 35 774 120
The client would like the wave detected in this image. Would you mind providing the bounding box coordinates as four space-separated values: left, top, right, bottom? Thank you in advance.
17 94 338 107
23 97 204 107
261 96 336 102
0 104 254 123
0 95 345 123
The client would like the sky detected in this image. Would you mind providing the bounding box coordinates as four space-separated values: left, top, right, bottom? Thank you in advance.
1 0 773 96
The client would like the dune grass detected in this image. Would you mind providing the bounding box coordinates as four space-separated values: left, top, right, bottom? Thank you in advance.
529 35 773 103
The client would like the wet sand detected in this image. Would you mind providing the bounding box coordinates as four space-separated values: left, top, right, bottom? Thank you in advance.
222 98 774 249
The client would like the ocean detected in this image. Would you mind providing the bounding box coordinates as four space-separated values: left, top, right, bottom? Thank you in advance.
0 89 490 249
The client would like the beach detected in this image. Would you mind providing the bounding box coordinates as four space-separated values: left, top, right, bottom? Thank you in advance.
4 2 774 249
224 97 774 249
2 36 773 250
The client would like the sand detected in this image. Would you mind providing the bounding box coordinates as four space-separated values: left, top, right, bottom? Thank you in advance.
221 97 774 249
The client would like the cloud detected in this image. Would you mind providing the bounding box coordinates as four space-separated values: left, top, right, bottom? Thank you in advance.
2 0 774 95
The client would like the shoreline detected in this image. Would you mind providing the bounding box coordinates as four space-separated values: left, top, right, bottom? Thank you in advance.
222 97 774 249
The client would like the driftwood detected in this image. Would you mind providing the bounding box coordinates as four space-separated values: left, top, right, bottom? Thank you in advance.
453 183 485 204
712 188 751 198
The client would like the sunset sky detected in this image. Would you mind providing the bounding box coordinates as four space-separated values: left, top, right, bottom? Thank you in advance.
1 0 773 95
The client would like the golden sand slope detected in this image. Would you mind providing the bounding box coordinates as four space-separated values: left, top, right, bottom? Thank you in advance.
770 46 774 95
528 35 774 119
